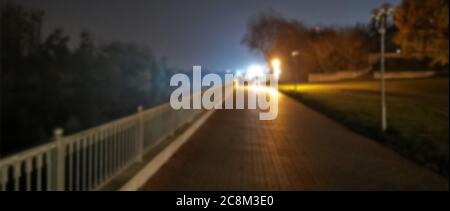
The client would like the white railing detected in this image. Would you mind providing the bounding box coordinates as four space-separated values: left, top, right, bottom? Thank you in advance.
0 99 205 191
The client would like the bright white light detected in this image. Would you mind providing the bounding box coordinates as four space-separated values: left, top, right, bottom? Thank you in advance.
273 68 281 80
235 69 243 78
246 64 265 80
271 58 282 80
271 59 281 69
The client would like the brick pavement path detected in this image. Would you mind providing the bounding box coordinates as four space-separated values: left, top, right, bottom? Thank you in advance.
141 88 448 190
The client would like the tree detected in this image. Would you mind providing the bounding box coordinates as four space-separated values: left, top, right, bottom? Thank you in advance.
242 11 371 82
1 2 44 70
242 10 289 59
394 0 449 65
1 2 47 154
1 2 170 155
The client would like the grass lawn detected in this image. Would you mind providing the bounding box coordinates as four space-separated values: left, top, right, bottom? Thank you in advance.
280 77 449 176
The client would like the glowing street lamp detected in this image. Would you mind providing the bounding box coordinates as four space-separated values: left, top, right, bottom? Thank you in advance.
271 58 282 80
271 58 281 68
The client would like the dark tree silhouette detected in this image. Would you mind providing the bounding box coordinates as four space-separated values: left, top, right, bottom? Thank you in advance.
242 10 371 82
1 2 176 156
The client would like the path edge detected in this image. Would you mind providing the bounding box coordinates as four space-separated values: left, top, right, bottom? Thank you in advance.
119 109 216 191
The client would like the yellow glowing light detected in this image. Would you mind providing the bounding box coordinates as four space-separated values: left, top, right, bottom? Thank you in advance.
271 58 281 69
271 58 282 80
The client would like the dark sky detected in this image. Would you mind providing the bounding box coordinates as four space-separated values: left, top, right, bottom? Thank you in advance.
15 0 400 71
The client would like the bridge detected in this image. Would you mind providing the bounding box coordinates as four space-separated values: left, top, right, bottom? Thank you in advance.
0 85 448 191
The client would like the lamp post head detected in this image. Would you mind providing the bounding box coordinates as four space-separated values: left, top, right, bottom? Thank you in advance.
372 4 395 34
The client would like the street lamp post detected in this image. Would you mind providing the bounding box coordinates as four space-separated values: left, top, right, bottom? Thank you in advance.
291 50 300 91
372 4 394 132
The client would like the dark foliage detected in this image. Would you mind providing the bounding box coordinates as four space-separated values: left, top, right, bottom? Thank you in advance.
242 10 372 82
1 2 177 155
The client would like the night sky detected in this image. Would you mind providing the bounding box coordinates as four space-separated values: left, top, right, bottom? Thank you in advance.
14 0 400 71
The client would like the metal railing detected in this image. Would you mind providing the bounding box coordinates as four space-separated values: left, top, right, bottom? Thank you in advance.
0 96 205 191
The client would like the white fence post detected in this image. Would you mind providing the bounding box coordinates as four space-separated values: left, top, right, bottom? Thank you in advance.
136 106 144 162
53 128 65 191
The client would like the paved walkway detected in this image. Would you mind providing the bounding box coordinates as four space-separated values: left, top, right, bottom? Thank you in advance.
141 88 448 191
